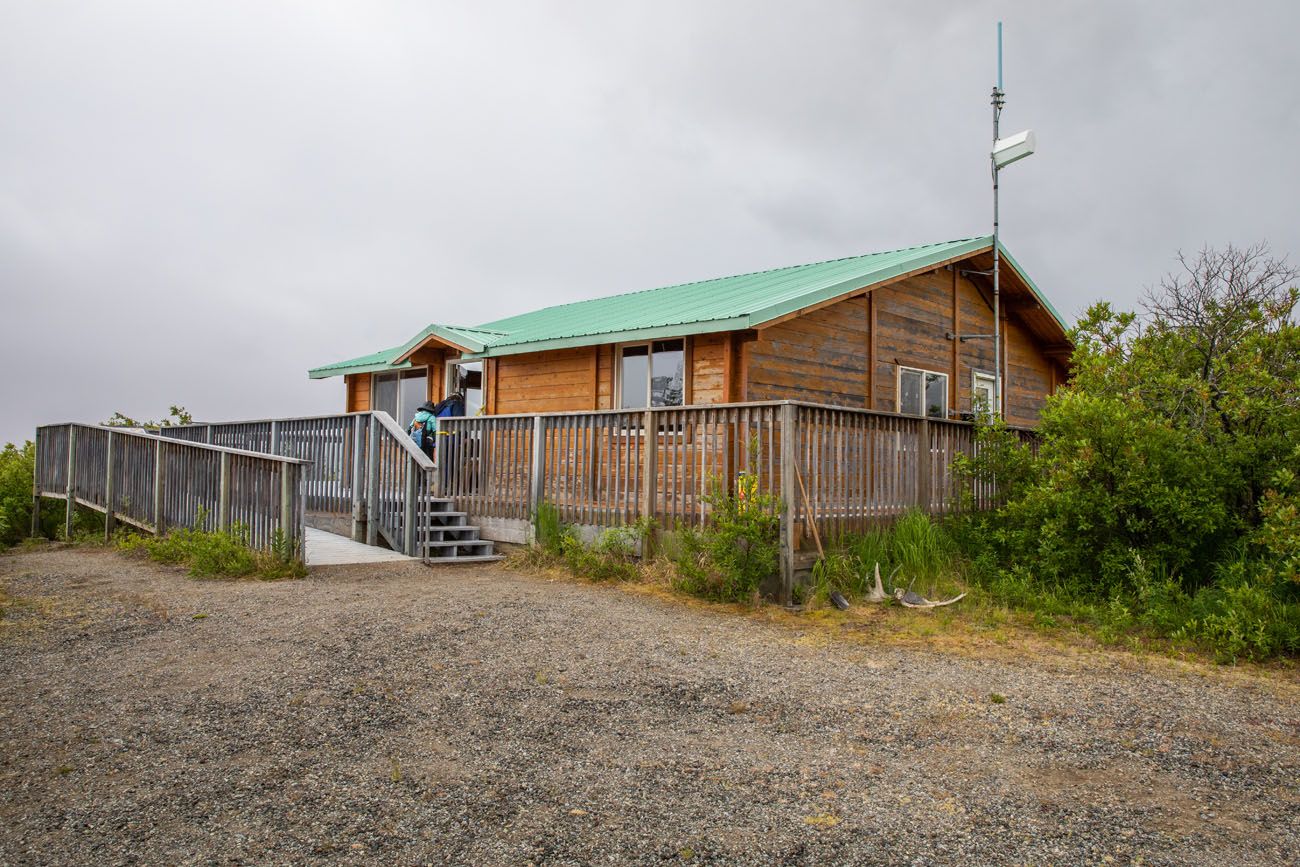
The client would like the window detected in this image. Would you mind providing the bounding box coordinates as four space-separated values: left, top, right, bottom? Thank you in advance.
372 368 428 423
972 371 997 417
446 361 483 416
897 366 948 419
618 340 684 408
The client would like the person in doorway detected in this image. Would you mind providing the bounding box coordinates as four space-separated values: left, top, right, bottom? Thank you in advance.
408 400 438 459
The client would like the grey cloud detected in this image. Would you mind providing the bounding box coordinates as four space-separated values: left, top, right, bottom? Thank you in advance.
2 0 1297 443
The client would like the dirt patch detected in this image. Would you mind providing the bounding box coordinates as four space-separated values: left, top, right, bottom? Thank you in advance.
1 546 1297 865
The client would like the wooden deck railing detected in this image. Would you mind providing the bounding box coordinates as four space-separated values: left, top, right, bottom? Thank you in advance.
141 400 1032 592
33 424 311 557
158 411 436 557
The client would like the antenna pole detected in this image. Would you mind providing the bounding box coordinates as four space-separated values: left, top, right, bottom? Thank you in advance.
991 22 1005 418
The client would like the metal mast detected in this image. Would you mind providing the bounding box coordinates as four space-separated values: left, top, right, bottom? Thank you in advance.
991 22 1005 417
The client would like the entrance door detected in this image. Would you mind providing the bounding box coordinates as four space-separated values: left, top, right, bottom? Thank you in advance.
447 361 483 416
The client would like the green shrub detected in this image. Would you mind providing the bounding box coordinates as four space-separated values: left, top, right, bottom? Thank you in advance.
117 521 304 580
668 482 779 603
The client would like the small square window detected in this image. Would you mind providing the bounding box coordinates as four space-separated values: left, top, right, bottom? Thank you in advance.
898 367 948 419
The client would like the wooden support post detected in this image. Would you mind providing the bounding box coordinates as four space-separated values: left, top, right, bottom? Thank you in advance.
640 410 658 555
153 438 165 533
366 415 380 547
528 415 546 535
867 291 877 409
280 464 294 549
269 420 281 455
779 402 798 606
916 417 932 513
951 267 960 403
350 414 366 542
218 451 232 532
64 426 76 539
103 431 116 541
404 456 418 557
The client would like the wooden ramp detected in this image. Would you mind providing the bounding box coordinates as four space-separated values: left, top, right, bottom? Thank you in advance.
304 527 415 566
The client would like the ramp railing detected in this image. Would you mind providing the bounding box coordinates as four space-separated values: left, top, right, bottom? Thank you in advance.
157 411 436 557
33 423 311 558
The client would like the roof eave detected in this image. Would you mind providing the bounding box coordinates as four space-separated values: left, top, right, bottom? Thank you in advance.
308 358 414 380
462 316 753 359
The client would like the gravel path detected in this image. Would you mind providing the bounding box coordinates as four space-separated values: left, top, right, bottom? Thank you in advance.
1 546 1297 866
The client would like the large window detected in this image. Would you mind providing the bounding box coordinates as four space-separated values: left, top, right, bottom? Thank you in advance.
619 340 685 409
897 366 948 419
372 368 428 424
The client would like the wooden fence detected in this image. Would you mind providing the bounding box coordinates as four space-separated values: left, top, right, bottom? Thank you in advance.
32 424 311 557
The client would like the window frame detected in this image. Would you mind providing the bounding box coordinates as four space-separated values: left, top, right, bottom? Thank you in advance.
971 369 998 417
614 339 687 410
370 366 429 423
895 365 949 419
444 359 484 417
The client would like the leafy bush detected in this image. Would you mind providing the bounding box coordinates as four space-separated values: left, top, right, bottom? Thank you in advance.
670 482 780 603
118 522 305 579
947 245 1300 660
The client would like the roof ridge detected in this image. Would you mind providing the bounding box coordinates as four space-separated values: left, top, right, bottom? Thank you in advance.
477 237 984 328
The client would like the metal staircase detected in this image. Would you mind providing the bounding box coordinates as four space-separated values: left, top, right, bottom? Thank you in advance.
419 495 500 562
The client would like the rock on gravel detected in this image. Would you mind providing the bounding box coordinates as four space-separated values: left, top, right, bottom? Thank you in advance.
1 546 1297 866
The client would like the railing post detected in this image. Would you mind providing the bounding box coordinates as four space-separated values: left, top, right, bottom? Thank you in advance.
366 415 380 547
205 425 213 444
528 415 546 540
350 414 366 542
281 463 294 549
30 429 42 538
103 430 116 541
640 410 658 554
64 426 76 539
153 438 166 534
404 456 418 556
218 451 232 532
916 417 932 513
269 420 281 455
779 403 798 606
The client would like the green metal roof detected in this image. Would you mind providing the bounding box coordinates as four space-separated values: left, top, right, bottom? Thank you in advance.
308 345 411 379
309 236 1067 377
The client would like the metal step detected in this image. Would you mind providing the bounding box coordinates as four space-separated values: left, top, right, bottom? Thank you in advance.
423 553 505 565
427 525 480 541
425 539 496 556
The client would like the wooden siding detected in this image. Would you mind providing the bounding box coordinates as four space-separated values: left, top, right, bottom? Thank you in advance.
345 374 370 412
746 301 870 407
691 333 728 404
744 267 1061 421
494 346 597 414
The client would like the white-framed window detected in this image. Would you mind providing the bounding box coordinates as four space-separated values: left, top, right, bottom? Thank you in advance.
445 360 483 416
617 339 685 409
372 367 428 424
972 370 997 417
897 366 948 419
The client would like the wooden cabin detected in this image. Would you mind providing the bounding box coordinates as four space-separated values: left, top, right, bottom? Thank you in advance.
309 237 1071 427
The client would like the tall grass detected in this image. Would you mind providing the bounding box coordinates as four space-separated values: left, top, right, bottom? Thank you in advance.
807 510 961 606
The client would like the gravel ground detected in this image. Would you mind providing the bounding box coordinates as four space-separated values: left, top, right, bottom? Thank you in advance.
1 546 1297 866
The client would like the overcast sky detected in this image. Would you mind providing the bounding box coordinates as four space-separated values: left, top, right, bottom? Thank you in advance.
3 0 1297 444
